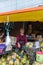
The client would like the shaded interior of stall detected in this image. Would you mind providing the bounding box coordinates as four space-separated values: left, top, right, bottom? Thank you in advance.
0 22 43 38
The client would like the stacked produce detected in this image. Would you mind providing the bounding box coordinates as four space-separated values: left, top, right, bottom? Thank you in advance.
40 42 43 52
40 42 43 47
0 51 30 65
26 42 33 48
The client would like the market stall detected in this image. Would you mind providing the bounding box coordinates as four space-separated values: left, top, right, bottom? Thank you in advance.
0 0 43 65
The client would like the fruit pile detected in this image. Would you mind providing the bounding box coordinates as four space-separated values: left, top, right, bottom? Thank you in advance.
40 42 43 52
41 48 43 52
26 42 33 48
0 51 30 65
40 42 43 48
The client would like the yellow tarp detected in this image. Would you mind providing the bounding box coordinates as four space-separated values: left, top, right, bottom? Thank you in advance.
0 10 43 23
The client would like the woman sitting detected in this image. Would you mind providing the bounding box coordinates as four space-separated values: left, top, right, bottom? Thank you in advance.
15 27 27 52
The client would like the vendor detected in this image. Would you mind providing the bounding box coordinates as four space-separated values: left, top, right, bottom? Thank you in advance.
26 24 36 41
26 24 33 39
16 27 27 50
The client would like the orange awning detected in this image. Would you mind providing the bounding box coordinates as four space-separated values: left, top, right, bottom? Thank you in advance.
0 6 43 23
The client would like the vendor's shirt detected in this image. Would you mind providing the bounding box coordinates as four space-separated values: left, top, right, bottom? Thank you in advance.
16 34 27 46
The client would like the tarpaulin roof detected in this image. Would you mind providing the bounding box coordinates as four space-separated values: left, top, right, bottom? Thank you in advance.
0 6 43 22
0 0 43 22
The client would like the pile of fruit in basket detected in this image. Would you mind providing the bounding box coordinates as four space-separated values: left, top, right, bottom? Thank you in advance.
0 51 30 65
40 42 43 48
26 42 33 48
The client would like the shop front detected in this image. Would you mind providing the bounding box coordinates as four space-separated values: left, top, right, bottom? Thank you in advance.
0 1 43 65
